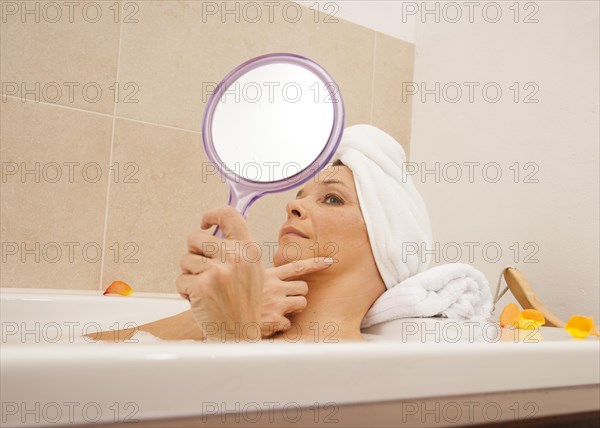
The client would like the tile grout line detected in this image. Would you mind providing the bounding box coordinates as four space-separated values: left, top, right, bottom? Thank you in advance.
369 31 378 124
0 95 202 135
0 95 114 119
114 115 202 135
0 24 4 281
97 2 125 292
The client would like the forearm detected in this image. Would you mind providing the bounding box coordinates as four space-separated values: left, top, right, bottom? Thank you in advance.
86 310 203 342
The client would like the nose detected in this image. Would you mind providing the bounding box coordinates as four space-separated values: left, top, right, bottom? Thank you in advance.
286 199 306 219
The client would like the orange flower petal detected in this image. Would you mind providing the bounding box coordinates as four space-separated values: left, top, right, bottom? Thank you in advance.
499 303 520 327
565 315 597 339
516 309 545 330
103 280 134 296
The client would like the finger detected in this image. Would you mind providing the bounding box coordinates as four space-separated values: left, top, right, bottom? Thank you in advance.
187 229 221 258
180 253 212 274
284 280 309 296
273 257 333 280
262 317 291 337
284 296 308 315
175 273 216 303
175 274 197 301
200 206 252 241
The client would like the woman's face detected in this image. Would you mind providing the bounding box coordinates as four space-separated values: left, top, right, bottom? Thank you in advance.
273 165 373 269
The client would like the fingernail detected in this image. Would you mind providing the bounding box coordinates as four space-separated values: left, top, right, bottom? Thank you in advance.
324 257 334 264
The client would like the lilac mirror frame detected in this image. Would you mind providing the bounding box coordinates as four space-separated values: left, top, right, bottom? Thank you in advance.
202 53 345 221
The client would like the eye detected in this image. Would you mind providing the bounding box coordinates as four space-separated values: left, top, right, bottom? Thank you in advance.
323 193 344 205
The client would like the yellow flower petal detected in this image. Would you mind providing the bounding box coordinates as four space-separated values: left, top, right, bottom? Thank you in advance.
103 280 134 296
500 303 520 327
565 316 597 339
516 309 545 330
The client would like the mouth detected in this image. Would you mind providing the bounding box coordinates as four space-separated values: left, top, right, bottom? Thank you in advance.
279 226 309 240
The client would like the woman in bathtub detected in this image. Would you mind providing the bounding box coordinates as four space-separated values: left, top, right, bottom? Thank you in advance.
92 125 438 342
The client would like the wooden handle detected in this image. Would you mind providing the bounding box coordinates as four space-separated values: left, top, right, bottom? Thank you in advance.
503 268 566 328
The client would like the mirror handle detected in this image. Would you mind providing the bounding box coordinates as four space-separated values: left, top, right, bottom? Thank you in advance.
213 184 261 239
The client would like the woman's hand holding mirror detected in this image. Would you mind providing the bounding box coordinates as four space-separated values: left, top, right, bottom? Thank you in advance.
176 206 263 341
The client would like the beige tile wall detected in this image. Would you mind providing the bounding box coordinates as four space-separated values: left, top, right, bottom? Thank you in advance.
0 0 415 293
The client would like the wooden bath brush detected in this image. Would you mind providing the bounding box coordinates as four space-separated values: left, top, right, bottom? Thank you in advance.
494 267 566 328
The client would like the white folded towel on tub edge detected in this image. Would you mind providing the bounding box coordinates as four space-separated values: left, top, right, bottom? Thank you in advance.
361 262 494 329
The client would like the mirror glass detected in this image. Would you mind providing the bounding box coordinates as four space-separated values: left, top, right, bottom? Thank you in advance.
211 63 335 182
202 53 345 227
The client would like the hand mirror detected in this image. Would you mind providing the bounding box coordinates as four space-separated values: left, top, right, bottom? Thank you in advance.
202 53 345 237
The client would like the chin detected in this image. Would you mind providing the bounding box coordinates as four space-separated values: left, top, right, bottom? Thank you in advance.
273 254 284 267
273 241 315 266
272 246 288 267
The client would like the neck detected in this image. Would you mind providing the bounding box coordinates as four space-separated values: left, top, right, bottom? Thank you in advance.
275 264 385 343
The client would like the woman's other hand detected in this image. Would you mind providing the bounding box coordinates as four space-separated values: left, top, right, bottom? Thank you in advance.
176 206 263 342
261 258 333 338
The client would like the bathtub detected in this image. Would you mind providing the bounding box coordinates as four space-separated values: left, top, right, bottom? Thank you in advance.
1 288 599 427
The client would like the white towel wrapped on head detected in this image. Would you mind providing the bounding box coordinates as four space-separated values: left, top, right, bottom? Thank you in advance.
332 124 433 286
332 125 493 327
